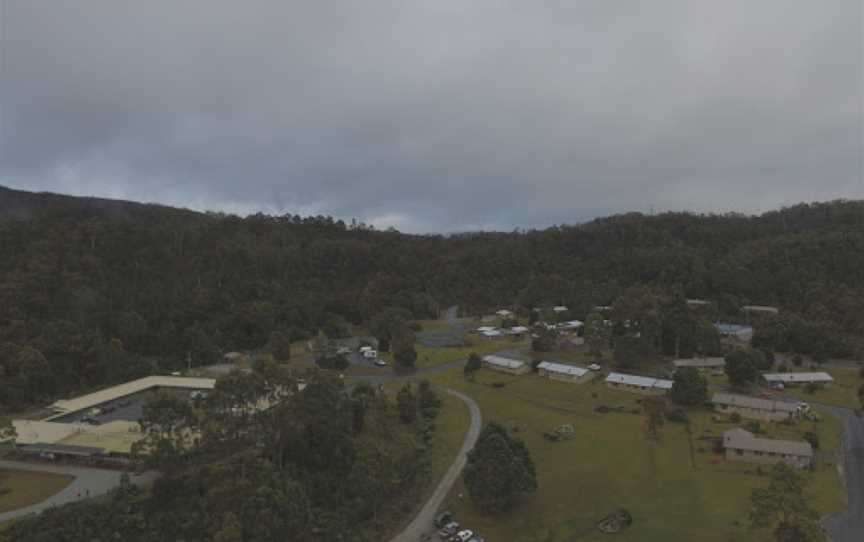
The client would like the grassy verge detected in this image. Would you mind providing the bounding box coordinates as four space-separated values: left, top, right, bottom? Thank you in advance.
0 469 74 514
428 368 845 542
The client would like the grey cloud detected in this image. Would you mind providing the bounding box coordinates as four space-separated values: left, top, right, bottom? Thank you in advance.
1 0 861 232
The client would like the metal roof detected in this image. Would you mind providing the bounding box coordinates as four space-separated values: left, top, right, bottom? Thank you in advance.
605 372 673 390
482 355 526 369
762 372 834 384
723 428 812 457
537 361 588 377
51 376 216 415
712 392 799 413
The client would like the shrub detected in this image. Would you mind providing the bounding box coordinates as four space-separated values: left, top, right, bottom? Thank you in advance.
666 409 689 423
744 420 762 434
804 383 819 395
730 413 742 423
803 431 820 450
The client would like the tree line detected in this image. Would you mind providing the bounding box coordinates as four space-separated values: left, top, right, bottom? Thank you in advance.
1 185 862 410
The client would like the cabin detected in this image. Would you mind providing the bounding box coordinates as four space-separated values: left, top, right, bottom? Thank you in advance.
712 393 805 422
723 428 812 469
537 361 593 384
605 372 673 395
762 372 833 389
482 355 529 375
672 358 725 375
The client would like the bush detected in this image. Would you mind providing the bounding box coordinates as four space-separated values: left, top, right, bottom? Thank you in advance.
666 409 688 423
745 420 762 434
778 364 788 373
803 431 820 450
804 383 819 394
793 354 804 367
730 413 742 423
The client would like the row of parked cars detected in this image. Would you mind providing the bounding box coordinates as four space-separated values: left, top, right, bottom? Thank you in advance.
432 511 484 542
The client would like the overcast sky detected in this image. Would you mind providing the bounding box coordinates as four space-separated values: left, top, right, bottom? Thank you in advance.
1 1 862 232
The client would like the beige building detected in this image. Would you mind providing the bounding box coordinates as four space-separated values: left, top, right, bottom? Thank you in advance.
482 355 529 375
605 372 673 395
537 361 593 384
712 393 804 422
723 428 812 468
762 372 834 388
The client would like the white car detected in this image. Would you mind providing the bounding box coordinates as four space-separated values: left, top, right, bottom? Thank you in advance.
375 359 388 367
452 530 474 542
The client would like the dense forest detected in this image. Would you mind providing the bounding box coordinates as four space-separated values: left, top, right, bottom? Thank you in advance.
1 364 445 541
1 185 863 410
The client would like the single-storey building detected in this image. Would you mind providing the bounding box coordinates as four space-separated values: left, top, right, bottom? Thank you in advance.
762 372 834 388
496 309 514 318
537 361 593 384
481 329 504 340
742 305 779 315
712 393 804 422
673 358 726 374
686 299 711 307
552 306 569 313
723 428 812 468
714 323 754 342
508 326 529 336
558 320 584 331
482 355 529 375
605 372 673 395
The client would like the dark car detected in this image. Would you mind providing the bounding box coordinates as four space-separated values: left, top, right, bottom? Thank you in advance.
433 511 453 528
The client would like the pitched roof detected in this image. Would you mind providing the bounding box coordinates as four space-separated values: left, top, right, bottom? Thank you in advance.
20 442 105 456
723 428 812 457
537 361 588 377
51 376 216 415
742 305 779 314
605 372 673 390
762 372 834 384
712 392 800 413
482 355 526 370
673 358 725 368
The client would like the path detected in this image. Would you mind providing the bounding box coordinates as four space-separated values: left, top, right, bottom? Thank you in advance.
0 460 158 523
389 388 482 542
820 405 864 542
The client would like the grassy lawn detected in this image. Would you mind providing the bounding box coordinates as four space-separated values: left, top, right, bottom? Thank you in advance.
0 469 74 514
415 337 528 369
789 368 861 409
427 368 845 542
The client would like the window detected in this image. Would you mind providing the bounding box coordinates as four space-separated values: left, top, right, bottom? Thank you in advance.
735 449 743 456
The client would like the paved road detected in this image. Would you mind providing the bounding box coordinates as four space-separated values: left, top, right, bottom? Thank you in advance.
820 406 864 542
389 388 482 542
0 460 158 523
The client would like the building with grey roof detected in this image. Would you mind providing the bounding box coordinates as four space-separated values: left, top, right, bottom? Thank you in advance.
762 372 834 387
712 393 805 422
537 361 593 383
673 358 725 374
605 372 673 395
482 355 529 375
723 428 812 468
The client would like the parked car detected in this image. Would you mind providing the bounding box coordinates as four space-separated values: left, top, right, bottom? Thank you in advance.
452 530 474 542
375 359 388 367
433 511 453 528
467 536 485 542
437 521 459 538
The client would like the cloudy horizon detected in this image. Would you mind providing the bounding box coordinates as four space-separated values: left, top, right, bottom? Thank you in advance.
1 1 862 233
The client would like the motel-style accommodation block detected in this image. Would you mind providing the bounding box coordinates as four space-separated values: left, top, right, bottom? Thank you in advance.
537 361 593 384
711 392 806 423
723 428 813 469
604 372 673 395
482 355 530 375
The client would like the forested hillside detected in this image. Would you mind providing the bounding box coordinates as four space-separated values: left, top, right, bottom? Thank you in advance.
1 185 863 409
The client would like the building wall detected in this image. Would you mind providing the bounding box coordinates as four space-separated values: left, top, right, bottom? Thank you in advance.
605 382 666 396
539 369 592 384
484 362 528 375
714 404 791 422
725 447 810 469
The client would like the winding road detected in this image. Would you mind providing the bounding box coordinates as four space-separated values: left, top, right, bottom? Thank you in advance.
389 388 482 542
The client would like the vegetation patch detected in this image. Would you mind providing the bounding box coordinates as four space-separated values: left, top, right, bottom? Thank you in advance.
0 469 73 514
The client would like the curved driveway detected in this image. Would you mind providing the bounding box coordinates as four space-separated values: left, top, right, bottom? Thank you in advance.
389 388 482 542
0 460 157 523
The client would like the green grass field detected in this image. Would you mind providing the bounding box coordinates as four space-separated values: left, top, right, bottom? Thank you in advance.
415 337 527 369
0 469 73 514
790 368 862 409
428 368 845 542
